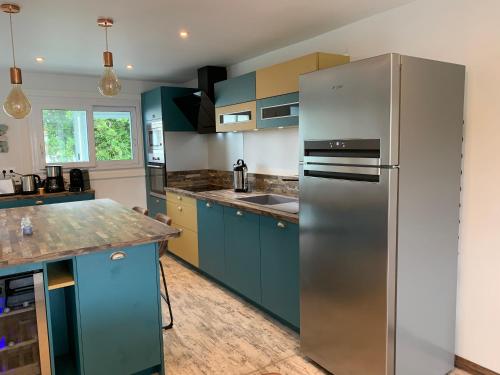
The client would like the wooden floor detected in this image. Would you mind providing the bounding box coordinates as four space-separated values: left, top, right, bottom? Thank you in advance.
161 255 470 375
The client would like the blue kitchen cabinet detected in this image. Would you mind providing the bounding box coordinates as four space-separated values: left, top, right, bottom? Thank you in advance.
75 244 162 375
142 87 162 122
147 194 165 218
0 192 95 210
197 200 226 282
141 86 197 132
214 72 256 108
256 92 300 129
260 216 300 328
223 206 261 303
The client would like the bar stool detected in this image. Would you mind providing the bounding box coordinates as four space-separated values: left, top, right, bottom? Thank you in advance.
132 206 149 216
154 213 175 331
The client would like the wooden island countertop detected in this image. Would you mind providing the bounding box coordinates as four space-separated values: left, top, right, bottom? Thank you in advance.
0 198 180 268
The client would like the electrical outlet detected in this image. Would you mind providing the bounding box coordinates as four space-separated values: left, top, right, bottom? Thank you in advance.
1 167 17 180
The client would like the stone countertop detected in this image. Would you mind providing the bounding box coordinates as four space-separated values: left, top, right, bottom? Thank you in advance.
166 187 299 224
0 189 95 202
0 199 180 268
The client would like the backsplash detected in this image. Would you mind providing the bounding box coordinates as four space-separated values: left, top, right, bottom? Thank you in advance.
167 169 299 197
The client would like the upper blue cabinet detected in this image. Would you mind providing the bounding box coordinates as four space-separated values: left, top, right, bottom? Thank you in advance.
256 92 299 129
141 86 197 132
214 72 256 108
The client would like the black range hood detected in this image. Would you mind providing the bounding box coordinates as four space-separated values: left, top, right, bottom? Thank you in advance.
174 66 227 134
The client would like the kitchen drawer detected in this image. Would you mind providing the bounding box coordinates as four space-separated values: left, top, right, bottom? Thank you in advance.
257 92 300 129
214 72 256 108
215 101 257 132
256 52 349 99
167 200 197 231
166 192 196 207
168 224 199 267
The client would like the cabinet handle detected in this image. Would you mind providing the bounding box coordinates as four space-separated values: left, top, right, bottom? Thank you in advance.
206 202 212 208
110 251 127 261
35 200 44 205
177 196 182 201
277 221 286 229
178 228 183 236
177 206 182 212
156 199 160 204
236 210 243 216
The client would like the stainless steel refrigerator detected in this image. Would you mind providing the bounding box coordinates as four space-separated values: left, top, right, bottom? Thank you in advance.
299 54 465 375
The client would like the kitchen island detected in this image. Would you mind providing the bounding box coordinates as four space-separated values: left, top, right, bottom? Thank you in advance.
0 199 179 375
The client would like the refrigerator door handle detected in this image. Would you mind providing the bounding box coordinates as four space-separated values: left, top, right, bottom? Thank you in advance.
304 156 380 167
304 163 381 176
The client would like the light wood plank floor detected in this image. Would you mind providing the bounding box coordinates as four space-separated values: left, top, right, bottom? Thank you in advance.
161 255 469 375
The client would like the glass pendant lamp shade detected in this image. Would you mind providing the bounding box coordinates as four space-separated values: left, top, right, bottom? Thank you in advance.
97 18 121 97
4 83 31 119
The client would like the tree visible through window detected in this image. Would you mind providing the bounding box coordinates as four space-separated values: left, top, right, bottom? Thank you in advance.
42 109 89 164
93 111 133 161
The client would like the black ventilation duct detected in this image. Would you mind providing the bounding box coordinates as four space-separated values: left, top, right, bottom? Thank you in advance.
174 66 226 134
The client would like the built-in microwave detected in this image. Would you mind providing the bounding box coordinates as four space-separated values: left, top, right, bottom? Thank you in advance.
146 120 165 164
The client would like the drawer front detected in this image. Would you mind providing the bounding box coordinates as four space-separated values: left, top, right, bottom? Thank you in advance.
0 193 94 209
214 72 256 108
257 92 300 129
215 101 257 132
166 192 196 207
168 225 199 267
76 244 161 374
147 195 166 218
167 200 197 231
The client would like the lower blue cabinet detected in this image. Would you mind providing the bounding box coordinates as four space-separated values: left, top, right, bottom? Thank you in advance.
0 192 94 209
223 206 261 304
75 244 162 375
260 216 300 328
147 194 165 218
198 200 226 282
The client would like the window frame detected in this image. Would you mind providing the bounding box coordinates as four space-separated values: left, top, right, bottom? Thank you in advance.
30 96 143 172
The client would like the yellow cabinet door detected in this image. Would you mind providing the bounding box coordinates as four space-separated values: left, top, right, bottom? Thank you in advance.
256 52 350 99
167 200 197 232
166 192 196 207
215 101 257 132
168 224 199 267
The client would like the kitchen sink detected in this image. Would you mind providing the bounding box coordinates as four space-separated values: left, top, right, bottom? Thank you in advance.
236 194 299 214
237 194 296 205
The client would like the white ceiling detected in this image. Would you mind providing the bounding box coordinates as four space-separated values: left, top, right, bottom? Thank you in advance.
0 0 414 83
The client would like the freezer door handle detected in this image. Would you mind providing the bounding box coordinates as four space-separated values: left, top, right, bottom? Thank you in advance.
303 163 382 182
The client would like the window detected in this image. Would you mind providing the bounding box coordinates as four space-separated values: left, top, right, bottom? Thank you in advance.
93 111 133 161
42 110 89 164
32 100 141 171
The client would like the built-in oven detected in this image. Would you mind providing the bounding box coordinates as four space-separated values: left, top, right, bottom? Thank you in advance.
147 163 166 196
146 120 165 164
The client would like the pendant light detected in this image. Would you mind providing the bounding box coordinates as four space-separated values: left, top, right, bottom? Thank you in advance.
97 17 121 96
1 3 31 119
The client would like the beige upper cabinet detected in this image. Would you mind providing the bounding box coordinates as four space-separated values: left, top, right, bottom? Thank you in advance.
256 52 350 99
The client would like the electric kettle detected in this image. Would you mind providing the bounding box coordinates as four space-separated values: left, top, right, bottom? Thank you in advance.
21 174 41 195
233 159 248 192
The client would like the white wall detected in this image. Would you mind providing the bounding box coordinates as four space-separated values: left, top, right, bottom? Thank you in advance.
221 0 500 370
0 70 170 208
206 128 298 175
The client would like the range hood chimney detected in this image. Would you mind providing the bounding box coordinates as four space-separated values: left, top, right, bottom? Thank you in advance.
174 66 227 134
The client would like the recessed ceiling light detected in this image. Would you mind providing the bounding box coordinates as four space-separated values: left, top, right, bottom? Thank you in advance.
179 30 189 39
253 129 259 131
278 126 284 129
35 57 44 63
126 64 133 70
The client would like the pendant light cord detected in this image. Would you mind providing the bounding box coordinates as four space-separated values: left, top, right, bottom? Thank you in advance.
105 25 109 51
9 11 16 67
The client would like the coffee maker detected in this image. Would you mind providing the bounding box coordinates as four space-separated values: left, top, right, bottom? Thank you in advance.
45 166 65 193
233 159 248 192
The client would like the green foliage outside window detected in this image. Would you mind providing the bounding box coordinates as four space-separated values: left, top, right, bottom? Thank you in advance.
94 115 133 161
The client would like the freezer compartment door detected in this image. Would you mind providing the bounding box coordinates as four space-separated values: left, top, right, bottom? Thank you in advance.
299 53 400 166
299 166 398 375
